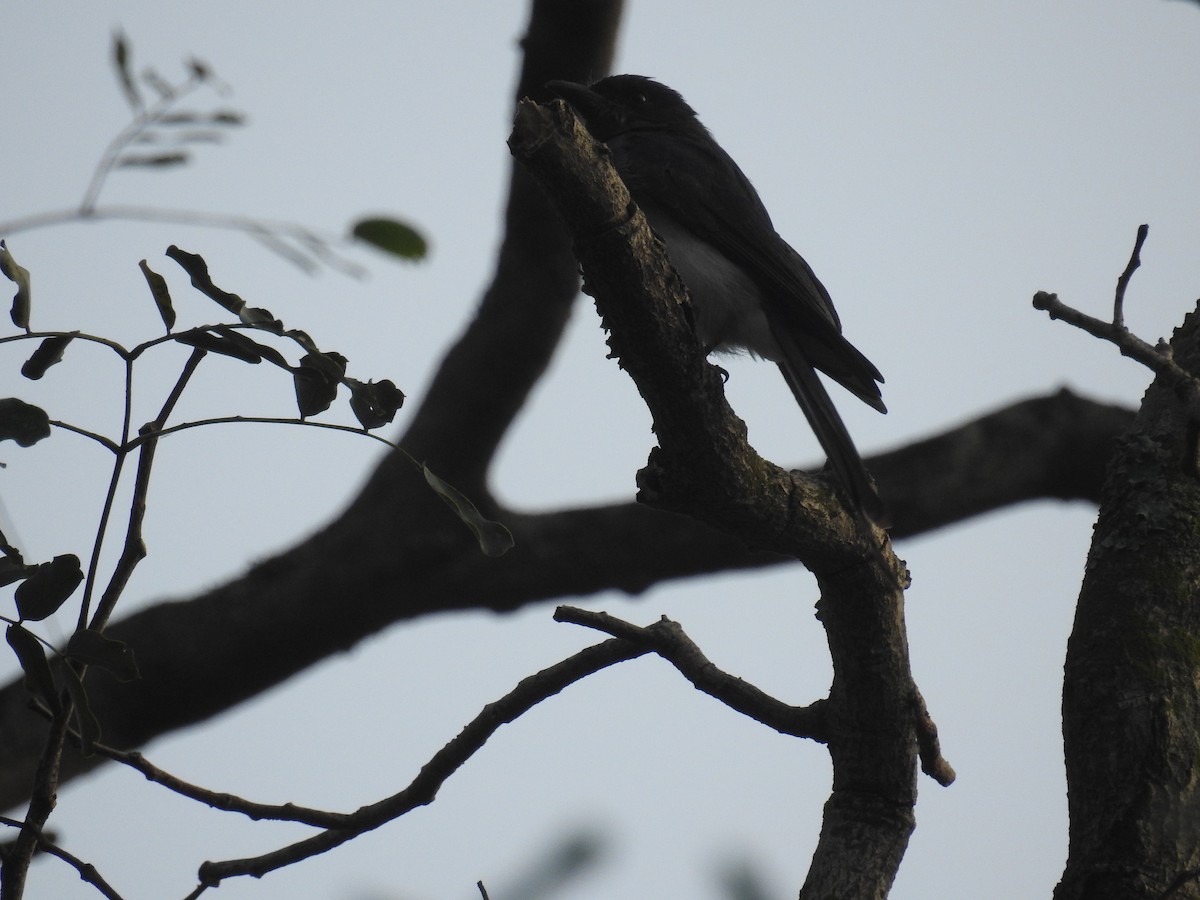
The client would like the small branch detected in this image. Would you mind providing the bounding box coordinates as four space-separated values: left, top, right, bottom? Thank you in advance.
80 74 206 215
82 741 349 829
0 329 132 359
48 420 120 454
554 606 828 740
0 206 367 279
125 415 399 453
911 688 955 786
1034 226 1200 410
1033 291 1200 408
1113 223 1149 329
191 637 649 892
90 347 206 633
0 815 125 900
80 356 135 629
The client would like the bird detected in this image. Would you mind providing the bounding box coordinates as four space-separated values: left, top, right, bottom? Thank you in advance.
547 74 889 526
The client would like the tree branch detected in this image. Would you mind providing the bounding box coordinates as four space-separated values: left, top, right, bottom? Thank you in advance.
0 0 1134 820
190 636 648 893
509 95 926 898
1055 296 1200 898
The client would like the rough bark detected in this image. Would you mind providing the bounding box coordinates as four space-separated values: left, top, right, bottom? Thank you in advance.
1056 303 1200 900
510 94 923 900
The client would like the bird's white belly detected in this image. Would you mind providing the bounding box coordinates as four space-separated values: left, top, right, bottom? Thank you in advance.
647 214 781 362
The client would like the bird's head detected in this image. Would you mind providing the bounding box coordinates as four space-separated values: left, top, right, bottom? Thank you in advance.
546 75 701 142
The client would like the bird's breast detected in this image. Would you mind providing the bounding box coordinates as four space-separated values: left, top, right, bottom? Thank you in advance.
644 210 780 361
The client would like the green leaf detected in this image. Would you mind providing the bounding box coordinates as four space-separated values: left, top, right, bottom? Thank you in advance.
115 152 189 168
292 352 346 418
0 398 51 447
1 240 31 331
347 379 405 430
111 29 141 110
15 554 83 621
175 328 262 364
21 333 77 380
165 245 246 315
6 624 59 713
423 465 514 557
61 665 101 755
139 259 176 332
65 629 140 682
351 217 428 261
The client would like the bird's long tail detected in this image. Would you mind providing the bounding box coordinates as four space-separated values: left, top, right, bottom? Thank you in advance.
776 353 889 528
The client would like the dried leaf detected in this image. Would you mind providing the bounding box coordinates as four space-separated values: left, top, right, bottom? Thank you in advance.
139 259 176 332
0 398 51 447
21 333 77 380
424 466 514 557
1 240 31 331
15 554 83 622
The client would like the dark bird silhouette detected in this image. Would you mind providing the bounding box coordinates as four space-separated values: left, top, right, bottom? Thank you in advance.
548 75 888 525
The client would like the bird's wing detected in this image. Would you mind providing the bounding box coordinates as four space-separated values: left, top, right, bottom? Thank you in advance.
617 132 885 411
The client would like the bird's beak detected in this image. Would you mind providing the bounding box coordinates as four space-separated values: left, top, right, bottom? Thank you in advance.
545 79 588 99
545 80 617 139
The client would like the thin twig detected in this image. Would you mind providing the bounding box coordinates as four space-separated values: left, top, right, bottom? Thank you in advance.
78 354 135 631
554 606 827 740
0 208 367 280
81 741 350 829
124 415 399 453
1113 224 1149 329
189 638 649 893
48 420 120 454
0 329 132 359
90 347 206 633
79 75 206 215
0 815 125 900
1033 291 1200 407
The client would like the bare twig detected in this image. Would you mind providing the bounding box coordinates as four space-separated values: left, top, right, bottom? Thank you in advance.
80 73 207 215
1113 223 1149 329
0 815 125 900
89 346 207 633
189 637 649 893
78 354 136 631
911 688 955 786
554 606 828 740
1033 292 1200 410
1033 226 1200 409
85 742 350 829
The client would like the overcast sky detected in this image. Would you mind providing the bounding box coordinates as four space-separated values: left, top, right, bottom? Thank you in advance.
3 2 1200 899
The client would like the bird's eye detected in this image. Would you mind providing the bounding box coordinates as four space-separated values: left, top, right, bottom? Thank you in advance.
632 92 648 104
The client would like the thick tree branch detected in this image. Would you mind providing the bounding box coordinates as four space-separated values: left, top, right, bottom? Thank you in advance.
509 96 925 899
1055 298 1200 900
0 1 1133 818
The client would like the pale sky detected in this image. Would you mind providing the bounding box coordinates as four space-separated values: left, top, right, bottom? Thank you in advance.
3 2 1199 898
